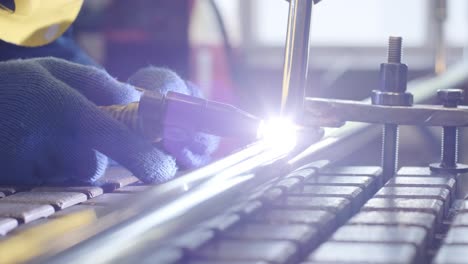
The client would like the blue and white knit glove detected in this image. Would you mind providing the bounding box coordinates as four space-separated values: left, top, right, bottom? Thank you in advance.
128 67 220 169
0 57 178 185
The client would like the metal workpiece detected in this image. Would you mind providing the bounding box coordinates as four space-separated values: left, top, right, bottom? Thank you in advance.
430 89 468 173
280 0 314 119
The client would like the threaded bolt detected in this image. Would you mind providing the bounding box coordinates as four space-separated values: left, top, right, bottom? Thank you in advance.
382 124 399 179
438 88 463 168
379 36 404 180
388 36 402 63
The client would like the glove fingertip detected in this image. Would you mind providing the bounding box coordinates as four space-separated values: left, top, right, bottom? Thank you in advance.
132 149 178 184
189 133 220 155
177 149 206 169
185 81 205 99
127 66 188 95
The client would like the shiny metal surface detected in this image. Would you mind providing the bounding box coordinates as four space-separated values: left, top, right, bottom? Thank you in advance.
304 98 468 127
280 0 313 118
432 0 448 74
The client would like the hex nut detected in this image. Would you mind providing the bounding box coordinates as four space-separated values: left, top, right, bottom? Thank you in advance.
437 89 464 105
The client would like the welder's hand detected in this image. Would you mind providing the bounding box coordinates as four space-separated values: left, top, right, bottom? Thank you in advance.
0 28 100 67
128 67 220 169
0 57 177 185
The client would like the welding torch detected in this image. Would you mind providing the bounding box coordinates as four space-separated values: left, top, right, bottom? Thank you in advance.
99 0 323 143
100 90 262 142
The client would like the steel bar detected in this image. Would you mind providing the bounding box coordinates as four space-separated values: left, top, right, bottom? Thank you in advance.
381 124 399 180
304 98 468 127
431 0 448 74
280 0 313 118
441 126 458 167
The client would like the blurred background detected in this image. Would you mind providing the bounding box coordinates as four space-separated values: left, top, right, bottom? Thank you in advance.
72 0 468 167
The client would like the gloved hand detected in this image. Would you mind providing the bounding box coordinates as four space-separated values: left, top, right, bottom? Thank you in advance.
128 67 220 169
0 28 99 67
0 57 178 185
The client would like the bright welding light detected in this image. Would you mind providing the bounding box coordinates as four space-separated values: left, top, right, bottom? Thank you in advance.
257 118 298 152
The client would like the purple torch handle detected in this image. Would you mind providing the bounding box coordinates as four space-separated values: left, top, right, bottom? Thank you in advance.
138 91 262 140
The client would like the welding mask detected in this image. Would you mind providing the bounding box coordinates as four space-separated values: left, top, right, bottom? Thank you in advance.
0 0 83 47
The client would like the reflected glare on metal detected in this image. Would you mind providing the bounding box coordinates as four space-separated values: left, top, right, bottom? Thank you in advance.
151 140 268 195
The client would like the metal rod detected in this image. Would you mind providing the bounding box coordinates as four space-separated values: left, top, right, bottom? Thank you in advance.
432 0 448 74
280 0 314 118
442 127 458 167
382 124 399 179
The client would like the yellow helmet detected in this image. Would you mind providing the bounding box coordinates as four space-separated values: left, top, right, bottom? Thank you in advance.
0 0 83 47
